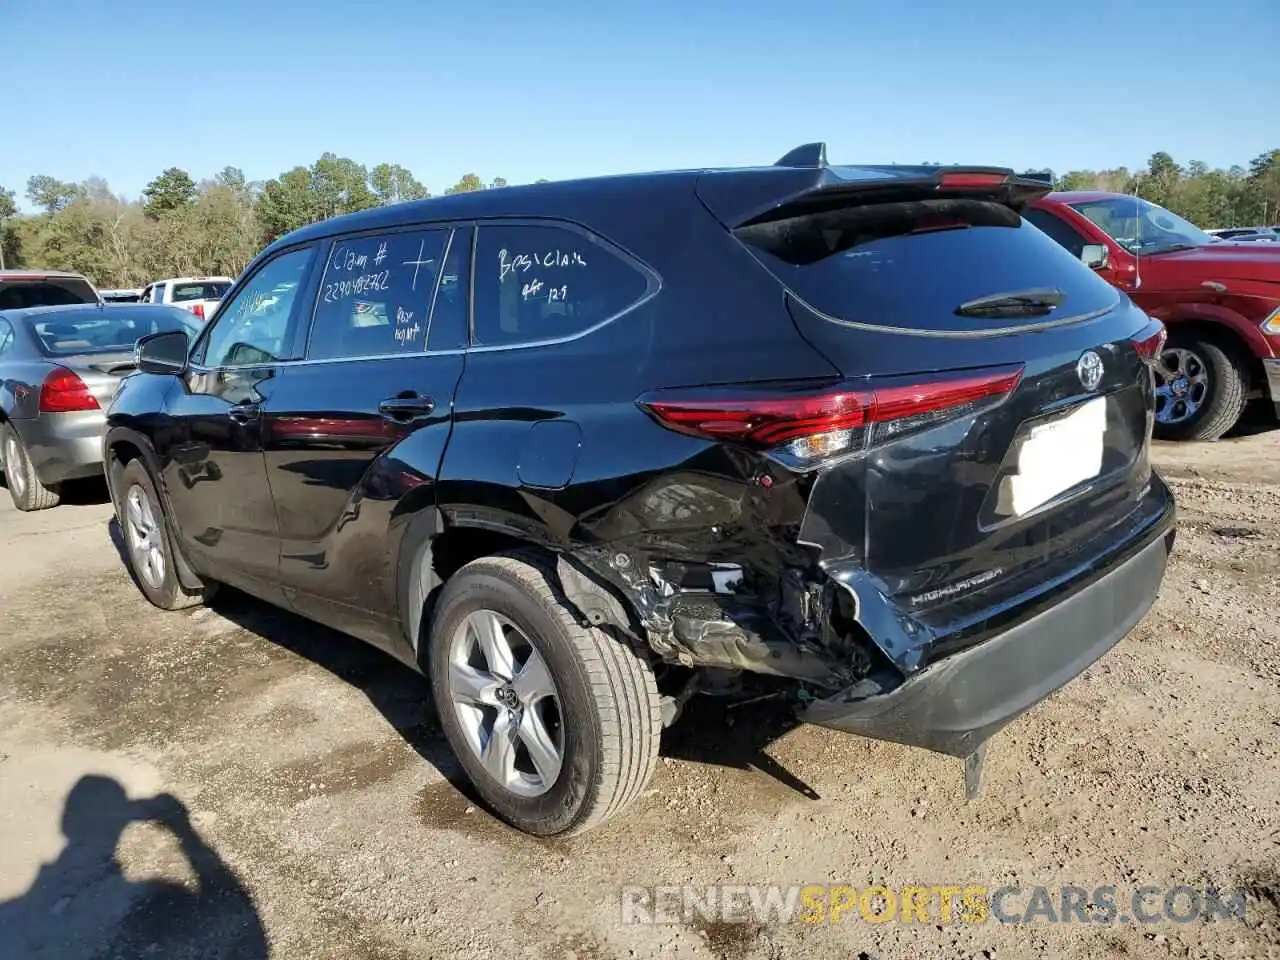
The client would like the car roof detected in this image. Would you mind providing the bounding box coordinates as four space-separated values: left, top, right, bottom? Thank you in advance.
1042 191 1130 204
153 276 233 284
261 153 1032 258
0 269 92 280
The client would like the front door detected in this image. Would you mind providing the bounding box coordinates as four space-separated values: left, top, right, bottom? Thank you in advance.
160 245 318 599
260 226 470 655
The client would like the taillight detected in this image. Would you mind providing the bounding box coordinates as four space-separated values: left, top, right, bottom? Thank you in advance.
39 367 100 413
1132 319 1167 364
638 366 1023 465
191 303 205 321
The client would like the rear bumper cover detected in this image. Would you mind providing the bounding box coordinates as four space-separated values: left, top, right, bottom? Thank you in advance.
802 519 1174 757
15 410 106 484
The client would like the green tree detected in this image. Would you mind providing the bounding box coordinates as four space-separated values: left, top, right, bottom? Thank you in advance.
311 152 377 220
0 186 15 269
370 163 427 204
489 177 508 190
142 167 197 218
445 173 484 195
256 166 314 242
26 175 81 213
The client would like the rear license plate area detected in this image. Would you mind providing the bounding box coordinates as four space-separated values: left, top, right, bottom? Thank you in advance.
1002 397 1107 517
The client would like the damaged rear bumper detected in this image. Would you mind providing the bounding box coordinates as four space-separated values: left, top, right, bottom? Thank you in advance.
802 521 1175 757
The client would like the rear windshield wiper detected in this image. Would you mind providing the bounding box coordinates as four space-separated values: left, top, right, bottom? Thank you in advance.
954 288 1064 318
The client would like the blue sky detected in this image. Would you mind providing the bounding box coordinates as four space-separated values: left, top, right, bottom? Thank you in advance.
3 0 1277 207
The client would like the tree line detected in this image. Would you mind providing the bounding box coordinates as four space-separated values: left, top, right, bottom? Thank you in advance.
1 149 1276 289
0 155 520 287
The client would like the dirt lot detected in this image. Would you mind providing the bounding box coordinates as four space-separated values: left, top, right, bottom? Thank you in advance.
1 424 1278 960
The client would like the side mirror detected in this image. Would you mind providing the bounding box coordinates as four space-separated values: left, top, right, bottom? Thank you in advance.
136 330 190 375
1080 243 1110 270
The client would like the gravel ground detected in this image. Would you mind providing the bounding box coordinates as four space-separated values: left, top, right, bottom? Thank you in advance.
1 423 1278 959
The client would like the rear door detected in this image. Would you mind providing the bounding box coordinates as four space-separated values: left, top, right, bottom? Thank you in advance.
159 246 318 599
260 225 468 653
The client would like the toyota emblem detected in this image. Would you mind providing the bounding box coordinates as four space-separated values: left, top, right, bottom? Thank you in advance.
1077 350 1104 391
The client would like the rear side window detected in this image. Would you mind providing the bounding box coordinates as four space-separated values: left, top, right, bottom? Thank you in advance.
1023 208 1087 259
472 222 650 347
735 198 1119 333
307 228 450 360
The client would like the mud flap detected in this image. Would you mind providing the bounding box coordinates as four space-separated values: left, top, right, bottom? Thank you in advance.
963 741 987 801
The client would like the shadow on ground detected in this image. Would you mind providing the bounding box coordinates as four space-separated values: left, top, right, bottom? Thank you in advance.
0 775 267 960
201 585 817 807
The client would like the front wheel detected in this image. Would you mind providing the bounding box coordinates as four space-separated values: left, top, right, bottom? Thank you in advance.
1152 334 1247 442
428 552 661 837
117 459 214 610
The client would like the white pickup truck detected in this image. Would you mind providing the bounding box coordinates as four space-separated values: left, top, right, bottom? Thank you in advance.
139 276 233 323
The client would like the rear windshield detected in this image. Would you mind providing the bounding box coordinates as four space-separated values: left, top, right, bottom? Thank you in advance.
31 307 196 355
735 198 1119 333
0 278 98 310
170 281 231 302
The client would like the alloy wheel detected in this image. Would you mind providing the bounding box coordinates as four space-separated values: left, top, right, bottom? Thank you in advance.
447 609 564 798
125 484 166 589
1154 346 1211 425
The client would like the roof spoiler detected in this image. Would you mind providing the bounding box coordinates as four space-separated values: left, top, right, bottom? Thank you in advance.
775 142 828 168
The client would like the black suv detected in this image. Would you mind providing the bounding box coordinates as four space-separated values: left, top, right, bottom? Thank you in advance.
105 144 1176 837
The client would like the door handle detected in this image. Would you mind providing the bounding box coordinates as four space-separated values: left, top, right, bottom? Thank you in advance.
378 394 436 422
227 402 260 424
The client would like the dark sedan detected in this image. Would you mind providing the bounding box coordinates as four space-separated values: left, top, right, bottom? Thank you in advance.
0 303 198 510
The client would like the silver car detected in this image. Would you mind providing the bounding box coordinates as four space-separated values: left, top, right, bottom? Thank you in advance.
0 303 198 510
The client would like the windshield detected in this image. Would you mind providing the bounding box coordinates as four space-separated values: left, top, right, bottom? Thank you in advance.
1069 197 1212 255
32 306 198 355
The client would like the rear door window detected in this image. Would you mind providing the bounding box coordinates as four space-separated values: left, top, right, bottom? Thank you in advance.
472 222 652 347
1023 208 1088 259
306 228 451 361
735 198 1119 334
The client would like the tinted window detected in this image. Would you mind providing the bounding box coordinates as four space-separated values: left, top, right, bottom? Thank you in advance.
1023 208 1087 258
473 223 649 347
30 306 195 355
428 227 471 352
308 229 449 361
735 198 1119 333
171 281 231 302
201 248 312 367
0 280 96 310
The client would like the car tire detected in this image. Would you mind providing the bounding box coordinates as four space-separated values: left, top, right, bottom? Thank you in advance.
117 459 214 610
1152 334 1247 442
1 422 61 511
428 551 661 837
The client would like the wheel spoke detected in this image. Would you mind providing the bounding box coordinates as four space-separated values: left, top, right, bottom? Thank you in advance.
480 710 517 784
517 707 562 787
450 661 500 706
126 493 145 530
512 646 556 705
469 611 516 680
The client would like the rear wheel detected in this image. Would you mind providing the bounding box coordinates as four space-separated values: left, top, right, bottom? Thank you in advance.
1 423 61 511
1152 334 1246 442
118 459 213 610
428 552 661 837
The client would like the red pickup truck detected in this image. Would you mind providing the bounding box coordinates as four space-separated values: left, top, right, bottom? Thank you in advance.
1026 192 1280 440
